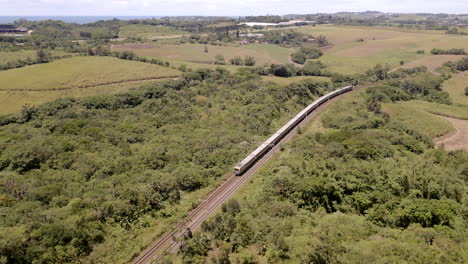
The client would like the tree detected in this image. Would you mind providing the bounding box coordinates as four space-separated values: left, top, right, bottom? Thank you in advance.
302 60 327 76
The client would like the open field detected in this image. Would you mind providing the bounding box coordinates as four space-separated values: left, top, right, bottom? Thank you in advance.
0 50 71 65
442 72 468 105
118 24 189 38
295 25 468 74
0 56 180 91
111 43 292 65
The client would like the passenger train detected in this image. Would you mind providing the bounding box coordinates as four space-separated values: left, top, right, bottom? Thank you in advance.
234 85 353 175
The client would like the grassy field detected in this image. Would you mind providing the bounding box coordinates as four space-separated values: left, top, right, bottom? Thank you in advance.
295 25 468 74
0 50 71 65
0 56 180 91
442 72 468 105
111 43 292 65
118 24 189 38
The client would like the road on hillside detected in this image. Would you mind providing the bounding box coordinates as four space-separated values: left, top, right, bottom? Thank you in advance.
132 85 360 264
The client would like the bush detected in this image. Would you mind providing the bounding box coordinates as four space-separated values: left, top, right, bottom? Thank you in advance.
291 45 323 64
301 60 327 76
465 86 468 96
243 56 256 66
431 48 466 55
229 56 243 65
416 50 425 54
214 54 225 65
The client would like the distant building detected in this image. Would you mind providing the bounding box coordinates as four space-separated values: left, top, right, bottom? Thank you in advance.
239 33 264 38
0 25 28 34
278 20 316 26
240 22 279 27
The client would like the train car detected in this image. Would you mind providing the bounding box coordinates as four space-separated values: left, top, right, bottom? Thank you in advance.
234 85 353 175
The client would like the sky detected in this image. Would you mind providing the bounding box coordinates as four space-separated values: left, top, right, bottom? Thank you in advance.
1 0 468 16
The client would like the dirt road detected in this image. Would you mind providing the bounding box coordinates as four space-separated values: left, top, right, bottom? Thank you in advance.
434 115 468 151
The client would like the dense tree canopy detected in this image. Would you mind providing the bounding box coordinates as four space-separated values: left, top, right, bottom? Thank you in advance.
0 68 336 263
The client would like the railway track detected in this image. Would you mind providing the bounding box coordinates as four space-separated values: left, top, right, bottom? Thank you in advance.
132 88 351 264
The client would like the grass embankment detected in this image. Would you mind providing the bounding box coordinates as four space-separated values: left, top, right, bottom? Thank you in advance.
0 56 180 115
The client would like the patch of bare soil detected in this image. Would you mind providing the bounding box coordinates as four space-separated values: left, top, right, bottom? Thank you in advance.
433 116 468 151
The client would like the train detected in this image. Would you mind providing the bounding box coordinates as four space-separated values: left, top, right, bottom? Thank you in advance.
234 85 353 175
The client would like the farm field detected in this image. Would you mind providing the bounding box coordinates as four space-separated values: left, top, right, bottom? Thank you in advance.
0 56 180 91
295 25 468 74
111 43 292 65
118 24 189 38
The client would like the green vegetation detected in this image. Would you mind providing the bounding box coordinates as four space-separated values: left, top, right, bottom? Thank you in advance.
291 45 323 64
0 69 337 263
1 15 468 264
431 48 466 55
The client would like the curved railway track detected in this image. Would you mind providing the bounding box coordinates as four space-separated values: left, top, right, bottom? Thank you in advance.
133 87 353 264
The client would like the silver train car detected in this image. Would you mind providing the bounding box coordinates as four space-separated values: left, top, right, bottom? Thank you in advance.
234 85 353 175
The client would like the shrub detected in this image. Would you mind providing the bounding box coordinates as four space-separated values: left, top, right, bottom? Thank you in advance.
301 60 327 76
431 48 466 55
214 54 225 65
243 56 256 66
229 56 243 65
291 45 323 64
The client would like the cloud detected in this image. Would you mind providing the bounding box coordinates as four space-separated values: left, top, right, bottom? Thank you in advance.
1 0 467 16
